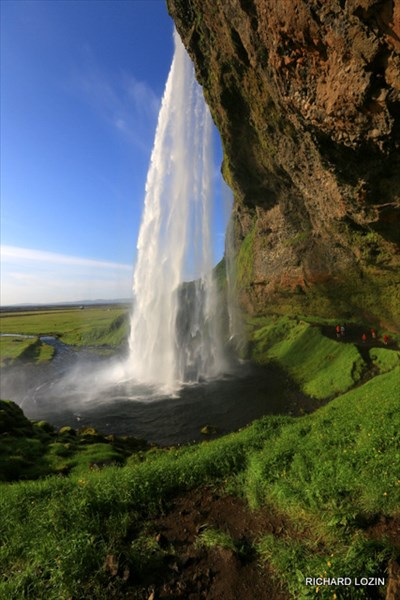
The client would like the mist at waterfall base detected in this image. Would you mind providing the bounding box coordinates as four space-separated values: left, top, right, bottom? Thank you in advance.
2 344 313 445
1 33 313 444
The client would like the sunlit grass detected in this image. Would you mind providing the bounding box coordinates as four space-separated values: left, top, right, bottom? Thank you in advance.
0 336 37 366
370 347 400 373
196 527 237 552
251 317 366 398
0 336 56 366
1 315 398 597
1 365 399 597
0 306 130 348
256 534 390 599
0 416 289 598
240 367 400 515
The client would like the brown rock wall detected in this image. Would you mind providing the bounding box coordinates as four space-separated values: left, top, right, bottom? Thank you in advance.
167 0 400 328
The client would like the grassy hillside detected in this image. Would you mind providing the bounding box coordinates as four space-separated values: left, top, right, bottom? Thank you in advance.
248 315 399 399
0 401 150 482
0 336 55 367
241 368 400 597
0 306 130 365
1 375 399 597
1 316 398 598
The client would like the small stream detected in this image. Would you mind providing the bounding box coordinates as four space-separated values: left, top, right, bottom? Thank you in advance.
39 335 110 371
0 336 317 445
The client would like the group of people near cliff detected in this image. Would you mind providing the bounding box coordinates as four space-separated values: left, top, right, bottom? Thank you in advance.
335 324 389 346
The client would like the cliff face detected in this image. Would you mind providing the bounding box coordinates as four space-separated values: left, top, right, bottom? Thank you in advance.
167 0 400 328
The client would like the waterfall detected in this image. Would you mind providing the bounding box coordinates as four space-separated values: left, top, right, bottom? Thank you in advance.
127 30 226 394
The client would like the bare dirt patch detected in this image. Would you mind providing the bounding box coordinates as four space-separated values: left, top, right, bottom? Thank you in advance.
119 487 291 599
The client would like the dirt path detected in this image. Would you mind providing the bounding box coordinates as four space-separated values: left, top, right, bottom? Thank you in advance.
103 486 400 599
118 487 291 599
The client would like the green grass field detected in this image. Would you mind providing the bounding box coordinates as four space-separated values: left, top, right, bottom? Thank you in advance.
248 315 399 400
1 366 398 598
0 314 399 598
0 306 130 365
0 336 56 367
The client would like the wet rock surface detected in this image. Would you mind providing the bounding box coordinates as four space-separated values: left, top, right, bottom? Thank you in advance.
167 0 400 327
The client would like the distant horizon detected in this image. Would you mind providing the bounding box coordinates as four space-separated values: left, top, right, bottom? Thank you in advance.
0 297 133 309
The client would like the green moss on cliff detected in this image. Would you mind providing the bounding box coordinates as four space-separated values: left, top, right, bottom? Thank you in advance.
250 266 400 331
235 222 256 290
311 269 400 330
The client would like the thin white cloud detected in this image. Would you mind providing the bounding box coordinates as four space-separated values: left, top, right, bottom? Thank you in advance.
1 245 132 271
123 73 160 120
0 246 133 305
68 49 161 151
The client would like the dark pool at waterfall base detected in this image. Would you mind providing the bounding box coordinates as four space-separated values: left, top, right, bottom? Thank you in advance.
0 338 319 446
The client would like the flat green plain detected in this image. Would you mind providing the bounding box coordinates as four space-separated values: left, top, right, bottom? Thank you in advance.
0 306 130 365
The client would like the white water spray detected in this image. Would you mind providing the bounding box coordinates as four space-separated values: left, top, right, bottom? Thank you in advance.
127 31 226 393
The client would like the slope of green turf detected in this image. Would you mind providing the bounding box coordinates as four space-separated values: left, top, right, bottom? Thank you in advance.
251 317 366 398
1 367 398 598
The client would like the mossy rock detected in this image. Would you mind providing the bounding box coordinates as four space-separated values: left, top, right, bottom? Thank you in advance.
0 400 34 435
78 427 105 443
79 427 99 436
58 426 77 436
200 424 219 435
33 420 55 433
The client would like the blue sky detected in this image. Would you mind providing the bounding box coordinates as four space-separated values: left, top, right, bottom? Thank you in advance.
1 0 230 306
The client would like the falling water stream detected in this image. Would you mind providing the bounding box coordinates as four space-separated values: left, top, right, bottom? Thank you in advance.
127 30 226 393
